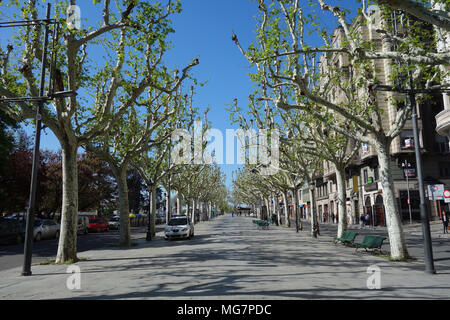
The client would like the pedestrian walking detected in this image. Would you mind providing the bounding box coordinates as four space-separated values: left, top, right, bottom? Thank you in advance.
360 214 365 228
442 212 449 234
364 213 370 227
331 212 335 224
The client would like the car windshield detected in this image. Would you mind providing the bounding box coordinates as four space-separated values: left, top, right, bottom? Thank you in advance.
34 220 43 226
168 218 188 226
111 217 119 221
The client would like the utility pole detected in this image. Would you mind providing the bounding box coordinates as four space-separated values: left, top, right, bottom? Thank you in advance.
22 3 51 277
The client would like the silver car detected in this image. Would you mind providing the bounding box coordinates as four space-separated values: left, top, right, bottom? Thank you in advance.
32 219 60 241
108 216 120 230
164 216 194 240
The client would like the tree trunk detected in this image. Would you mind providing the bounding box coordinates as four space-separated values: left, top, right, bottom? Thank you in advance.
186 200 191 221
274 194 281 226
150 184 156 237
56 141 78 263
177 192 181 215
208 201 212 220
375 138 409 259
192 199 196 224
116 166 131 247
309 185 319 238
336 166 348 239
282 191 290 227
293 187 303 231
166 192 170 223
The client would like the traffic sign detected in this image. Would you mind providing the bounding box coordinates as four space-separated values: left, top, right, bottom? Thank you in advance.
444 190 450 199
428 184 444 200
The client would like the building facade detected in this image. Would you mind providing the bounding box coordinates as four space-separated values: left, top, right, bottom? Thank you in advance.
313 10 450 226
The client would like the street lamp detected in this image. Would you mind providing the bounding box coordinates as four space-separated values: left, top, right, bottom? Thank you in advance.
401 160 413 224
373 82 436 274
22 4 51 277
370 10 438 274
0 4 77 276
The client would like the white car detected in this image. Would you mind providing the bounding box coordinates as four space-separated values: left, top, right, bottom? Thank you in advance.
21 219 60 242
165 216 194 240
108 216 120 230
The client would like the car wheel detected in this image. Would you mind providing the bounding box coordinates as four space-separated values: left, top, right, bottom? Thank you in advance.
34 232 41 242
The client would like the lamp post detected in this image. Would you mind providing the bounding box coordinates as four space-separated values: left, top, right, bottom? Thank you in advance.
21 4 52 277
0 4 77 276
369 9 437 274
372 83 436 274
401 160 413 225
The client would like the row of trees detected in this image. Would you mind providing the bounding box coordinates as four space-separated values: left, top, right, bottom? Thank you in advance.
0 0 229 262
230 0 450 260
0 131 117 217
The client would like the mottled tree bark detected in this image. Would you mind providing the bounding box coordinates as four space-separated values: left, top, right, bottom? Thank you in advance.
336 166 348 239
376 139 409 259
56 139 78 263
116 166 131 247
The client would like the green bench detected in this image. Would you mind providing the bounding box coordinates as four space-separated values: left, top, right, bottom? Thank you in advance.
334 231 358 246
254 220 270 230
354 235 387 254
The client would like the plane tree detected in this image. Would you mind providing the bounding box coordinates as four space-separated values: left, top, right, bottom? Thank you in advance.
0 0 199 261
231 0 444 258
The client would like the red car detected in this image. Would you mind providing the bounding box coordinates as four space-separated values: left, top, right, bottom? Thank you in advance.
88 217 109 232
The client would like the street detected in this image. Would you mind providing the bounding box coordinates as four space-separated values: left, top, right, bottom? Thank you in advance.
0 214 449 299
0 226 164 272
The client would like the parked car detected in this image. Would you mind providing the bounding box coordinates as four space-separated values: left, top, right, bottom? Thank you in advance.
23 219 60 242
155 214 166 225
77 216 90 235
108 216 120 230
0 217 23 245
88 217 109 232
164 216 194 240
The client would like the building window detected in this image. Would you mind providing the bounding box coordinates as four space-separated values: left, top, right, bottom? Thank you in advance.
374 166 379 181
400 130 414 149
439 162 450 178
363 169 368 184
435 135 450 153
362 143 369 154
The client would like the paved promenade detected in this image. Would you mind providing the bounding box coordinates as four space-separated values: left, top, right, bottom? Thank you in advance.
0 214 449 300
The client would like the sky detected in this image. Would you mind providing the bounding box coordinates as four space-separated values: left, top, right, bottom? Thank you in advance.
2 0 266 191
1 0 356 191
161 0 262 189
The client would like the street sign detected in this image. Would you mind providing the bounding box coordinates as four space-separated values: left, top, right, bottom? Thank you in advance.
428 184 444 200
444 190 450 198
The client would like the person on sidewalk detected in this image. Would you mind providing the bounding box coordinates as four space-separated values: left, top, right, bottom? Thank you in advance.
364 213 370 227
442 212 449 234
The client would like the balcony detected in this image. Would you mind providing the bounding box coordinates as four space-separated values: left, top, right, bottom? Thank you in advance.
436 109 450 138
